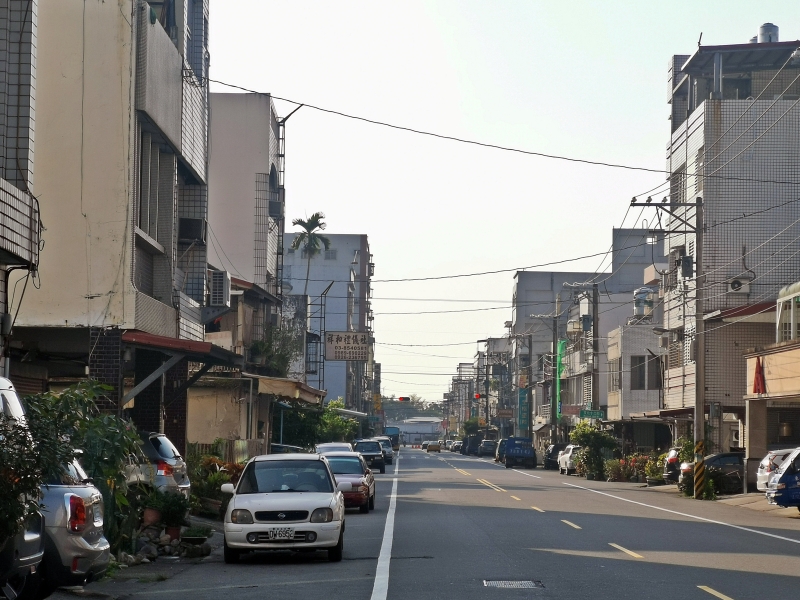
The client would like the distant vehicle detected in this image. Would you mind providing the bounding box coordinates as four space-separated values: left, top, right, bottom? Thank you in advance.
421 441 430 450
451 441 463 453
477 440 497 458
445 440 454 450
558 445 582 475
678 452 744 494
324 452 375 513
495 439 507 463
315 443 352 454
465 435 483 456
353 440 386 474
271 443 308 454
427 441 441 453
662 446 682 483
757 449 796 492
374 437 395 465
125 432 191 497
503 437 536 469
543 443 567 470
383 426 401 451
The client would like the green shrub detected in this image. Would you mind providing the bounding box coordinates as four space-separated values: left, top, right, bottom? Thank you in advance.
604 459 623 481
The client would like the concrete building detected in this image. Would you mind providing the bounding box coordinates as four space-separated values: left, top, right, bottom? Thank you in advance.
0 2 40 388
511 228 663 446
282 233 374 410
660 26 800 466
13 1 241 453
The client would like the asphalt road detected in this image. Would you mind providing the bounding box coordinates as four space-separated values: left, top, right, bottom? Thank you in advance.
57 448 800 599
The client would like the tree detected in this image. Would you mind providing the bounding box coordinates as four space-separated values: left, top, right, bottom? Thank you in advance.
569 421 618 477
462 417 481 437
290 212 331 296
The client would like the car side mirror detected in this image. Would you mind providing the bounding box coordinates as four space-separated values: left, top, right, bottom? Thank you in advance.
221 483 235 495
365 469 372 475
336 481 351 492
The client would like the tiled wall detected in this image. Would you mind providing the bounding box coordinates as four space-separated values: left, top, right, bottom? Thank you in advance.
0 0 35 190
177 181 207 304
177 291 203 340
88 327 123 411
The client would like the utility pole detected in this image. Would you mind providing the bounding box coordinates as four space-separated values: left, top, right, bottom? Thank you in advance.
592 283 599 412
484 353 490 439
527 333 533 440
694 199 706 499
551 297 560 442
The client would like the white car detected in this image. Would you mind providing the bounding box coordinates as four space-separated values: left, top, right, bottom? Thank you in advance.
221 454 349 563
558 445 582 475
757 448 797 491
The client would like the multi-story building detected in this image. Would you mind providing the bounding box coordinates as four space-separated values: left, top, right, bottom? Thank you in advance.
0 1 40 387
449 361 476 434
511 229 663 444
14 1 241 453
661 25 800 465
282 233 374 409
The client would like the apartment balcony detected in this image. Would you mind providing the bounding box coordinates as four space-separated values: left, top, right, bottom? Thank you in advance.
0 178 39 268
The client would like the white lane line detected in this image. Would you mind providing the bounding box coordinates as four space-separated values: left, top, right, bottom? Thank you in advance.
697 586 735 600
512 469 542 479
563 482 800 545
608 543 643 558
561 519 582 530
370 461 399 600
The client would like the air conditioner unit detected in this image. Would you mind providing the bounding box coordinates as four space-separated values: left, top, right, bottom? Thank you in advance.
727 278 751 294
658 335 669 349
268 200 284 219
178 217 207 244
209 270 231 307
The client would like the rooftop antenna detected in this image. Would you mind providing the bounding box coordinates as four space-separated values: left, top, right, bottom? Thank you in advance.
698 32 703 47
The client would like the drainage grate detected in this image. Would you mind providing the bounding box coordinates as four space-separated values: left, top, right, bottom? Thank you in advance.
483 580 544 589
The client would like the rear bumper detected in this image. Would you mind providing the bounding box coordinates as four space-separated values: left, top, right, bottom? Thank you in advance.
342 492 369 508
44 528 110 586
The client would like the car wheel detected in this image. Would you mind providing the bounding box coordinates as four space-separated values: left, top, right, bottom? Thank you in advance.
223 538 241 564
328 530 344 562
369 493 375 510
359 502 369 513
380 465 385 474
6 570 39 600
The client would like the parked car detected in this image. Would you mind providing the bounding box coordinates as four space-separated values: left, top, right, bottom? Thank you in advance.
543 443 567 470
477 440 497 458
757 448 797 492
451 441 462 453
220 454 348 563
352 440 386 474
678 452 745 494
766 447 800 509
558 445 582 475
495 439 507 463
662 446 682 484
445 440 454 451
125 432 190 497
314 443 352 454
426 441 441 453
0 378 44 599
36 458 110 597
324 452 375 513
374 437 395 465
421 441 430 450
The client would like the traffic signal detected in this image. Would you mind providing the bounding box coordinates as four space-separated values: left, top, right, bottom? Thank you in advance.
475 393 484 399
398 396 410 402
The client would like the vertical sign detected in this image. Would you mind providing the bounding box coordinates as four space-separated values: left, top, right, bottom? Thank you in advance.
518 388 529 431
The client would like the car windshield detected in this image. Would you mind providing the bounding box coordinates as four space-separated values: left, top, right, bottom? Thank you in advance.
150 435 181 459
237 460 333 494
327 457 365 475
354 442 381 453
45 459 90 485
379 440 392 450
0 391 25 419
317 445 351 453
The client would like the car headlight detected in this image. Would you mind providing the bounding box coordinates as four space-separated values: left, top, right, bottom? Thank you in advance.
231 509 254 524
310 508 333 523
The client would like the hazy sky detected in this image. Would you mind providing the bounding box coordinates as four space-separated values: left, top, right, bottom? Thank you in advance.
209 1 800 401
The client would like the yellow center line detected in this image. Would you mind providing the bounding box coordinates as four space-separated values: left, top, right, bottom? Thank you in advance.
561 520 581 530
476 478 507 492
510 495 521 501
455 468 471 476
608 543 643 558
530 506 545 512
698 586 735 600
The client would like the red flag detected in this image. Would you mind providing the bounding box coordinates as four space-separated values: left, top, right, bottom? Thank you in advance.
753 356 766 394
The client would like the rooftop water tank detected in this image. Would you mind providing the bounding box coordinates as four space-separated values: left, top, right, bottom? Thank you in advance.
633 287 657 317
758 23 779 43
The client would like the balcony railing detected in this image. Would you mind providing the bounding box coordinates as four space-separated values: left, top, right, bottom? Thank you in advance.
0 178 39 267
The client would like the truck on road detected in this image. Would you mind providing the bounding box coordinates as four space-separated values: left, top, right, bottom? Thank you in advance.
504 437 537 469
383 426 401 451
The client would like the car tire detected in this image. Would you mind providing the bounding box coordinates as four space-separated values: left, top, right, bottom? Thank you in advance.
369 493 375 510
360 502 369 513
223 539 241 564
380 465 385 474
328 530 344 562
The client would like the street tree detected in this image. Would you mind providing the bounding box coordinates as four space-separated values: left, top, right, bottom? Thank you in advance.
290 211 331 296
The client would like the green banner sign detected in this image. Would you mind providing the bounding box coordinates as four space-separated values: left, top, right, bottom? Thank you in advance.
579 410 604 420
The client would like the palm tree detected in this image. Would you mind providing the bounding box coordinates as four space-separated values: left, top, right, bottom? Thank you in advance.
290 212 331 296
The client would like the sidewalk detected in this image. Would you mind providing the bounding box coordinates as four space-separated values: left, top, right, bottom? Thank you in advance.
640 483 800 518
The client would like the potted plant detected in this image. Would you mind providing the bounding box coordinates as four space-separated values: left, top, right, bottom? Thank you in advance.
142 488 165 527
645 454 666 486
181 525 213 545
159 492 191 541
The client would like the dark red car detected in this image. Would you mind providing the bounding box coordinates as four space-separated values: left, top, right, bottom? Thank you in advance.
324 452 376 513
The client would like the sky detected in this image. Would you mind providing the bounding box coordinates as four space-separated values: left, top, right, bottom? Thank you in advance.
209 1 800 402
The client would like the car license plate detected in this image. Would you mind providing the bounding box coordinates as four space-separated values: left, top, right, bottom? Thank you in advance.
267 528 294 540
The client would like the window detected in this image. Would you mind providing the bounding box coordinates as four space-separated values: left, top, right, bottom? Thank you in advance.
647 355 662 390
324 249 338 260
695 147 704 193
608 358 621 392
670 163 686 204
630 356 646 390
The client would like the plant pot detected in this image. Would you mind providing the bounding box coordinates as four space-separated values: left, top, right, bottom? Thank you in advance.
142 507 161 527
165 526 182 541
181 536 207 546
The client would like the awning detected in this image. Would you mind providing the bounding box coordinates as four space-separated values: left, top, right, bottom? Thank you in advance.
333 407 368 419
249 374 326 405
531 423 549 433
122 330 243 367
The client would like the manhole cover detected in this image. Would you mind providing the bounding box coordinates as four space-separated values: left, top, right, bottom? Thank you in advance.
483 580 544 589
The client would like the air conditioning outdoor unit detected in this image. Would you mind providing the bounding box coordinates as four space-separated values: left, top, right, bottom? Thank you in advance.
658 335 669 349
209 270 231 307
727 278 751 294
178 217 207 244
268 200 283 219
